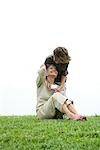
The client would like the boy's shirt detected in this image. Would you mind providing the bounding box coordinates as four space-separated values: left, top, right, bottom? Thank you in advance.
44 55 69 83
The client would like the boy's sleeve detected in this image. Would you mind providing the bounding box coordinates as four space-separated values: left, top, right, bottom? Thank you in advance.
36 69 46 88
62 63 69 76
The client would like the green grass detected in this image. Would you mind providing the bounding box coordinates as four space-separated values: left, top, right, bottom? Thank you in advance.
0 116 100 150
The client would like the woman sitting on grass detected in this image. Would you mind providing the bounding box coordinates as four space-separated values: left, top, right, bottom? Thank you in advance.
36 64 86 121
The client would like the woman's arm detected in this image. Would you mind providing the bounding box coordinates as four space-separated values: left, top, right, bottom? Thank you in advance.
36 65 46 88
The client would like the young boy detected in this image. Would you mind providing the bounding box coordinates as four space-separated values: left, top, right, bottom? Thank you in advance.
44 47 71 95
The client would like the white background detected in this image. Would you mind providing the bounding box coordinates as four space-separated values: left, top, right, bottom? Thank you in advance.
0 0 100 116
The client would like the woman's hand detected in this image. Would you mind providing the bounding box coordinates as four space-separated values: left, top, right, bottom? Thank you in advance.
40 64 46 71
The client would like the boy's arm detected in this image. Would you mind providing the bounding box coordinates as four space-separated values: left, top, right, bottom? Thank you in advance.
56 75 66 92
61 75 67 87
59 63 69 89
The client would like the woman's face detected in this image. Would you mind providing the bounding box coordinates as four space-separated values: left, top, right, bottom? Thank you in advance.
46 65 58 78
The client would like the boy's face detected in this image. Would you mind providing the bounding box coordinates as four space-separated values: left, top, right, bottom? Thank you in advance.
53 52 64 64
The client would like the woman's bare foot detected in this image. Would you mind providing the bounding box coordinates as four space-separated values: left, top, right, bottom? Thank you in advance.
79 115 87 121
72 114 87 121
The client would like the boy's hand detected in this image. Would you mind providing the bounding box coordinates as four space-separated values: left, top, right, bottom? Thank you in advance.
55 85 63 92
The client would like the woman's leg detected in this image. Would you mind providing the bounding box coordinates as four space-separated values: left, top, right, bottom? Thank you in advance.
62 103 80 120
67 103 78 114
49 92 78 120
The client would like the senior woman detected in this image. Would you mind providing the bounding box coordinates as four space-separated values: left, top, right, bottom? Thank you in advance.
36 64 86 120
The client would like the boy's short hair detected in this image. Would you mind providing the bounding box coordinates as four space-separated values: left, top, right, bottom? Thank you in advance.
53 47 71 64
